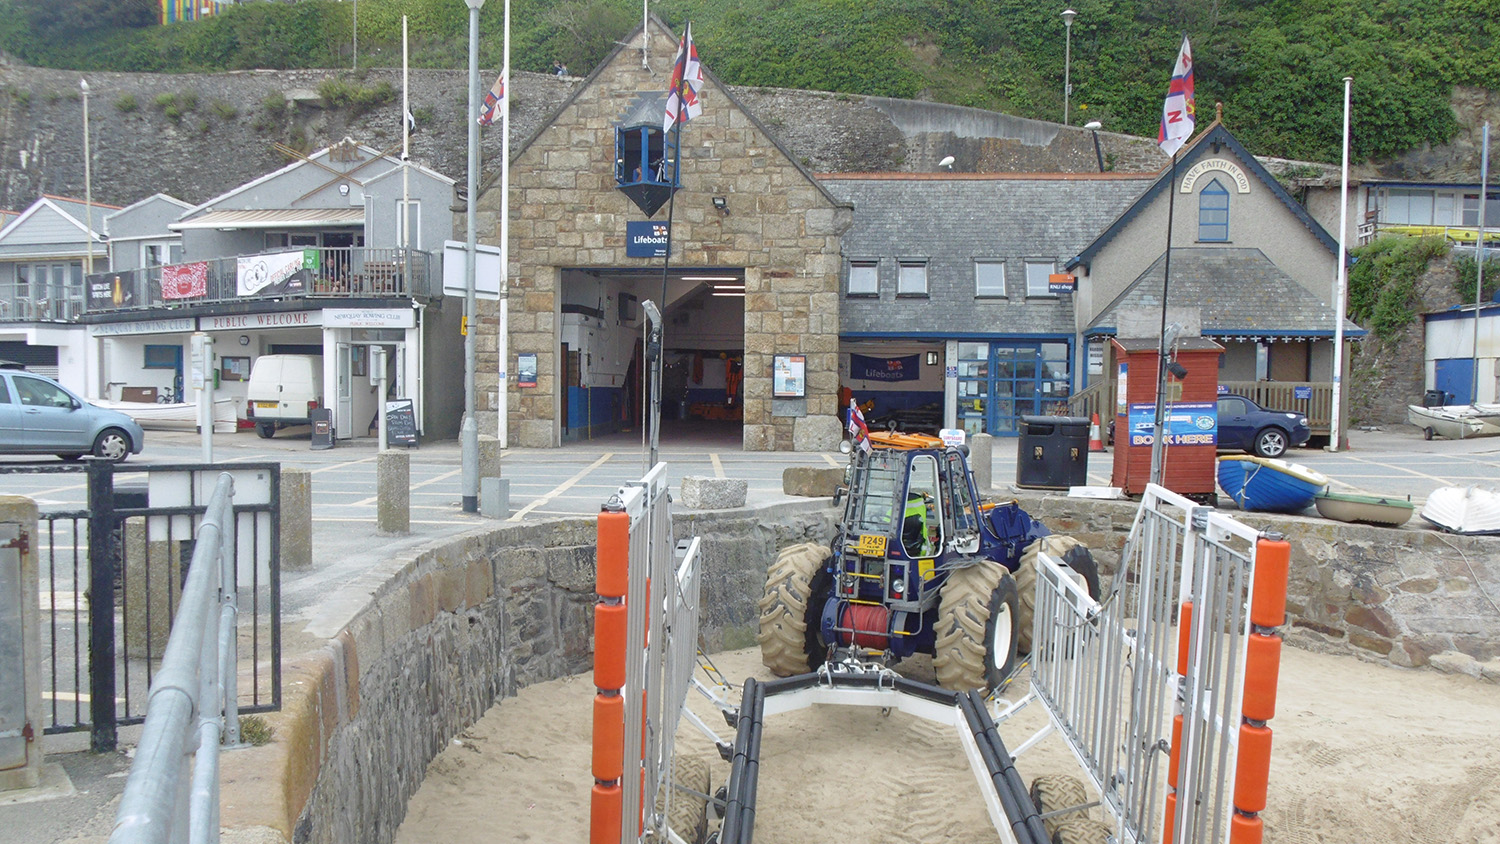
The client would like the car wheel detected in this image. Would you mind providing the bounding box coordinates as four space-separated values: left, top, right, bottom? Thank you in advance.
258 422 276 439
92 428 132 462
1252 427 1288 458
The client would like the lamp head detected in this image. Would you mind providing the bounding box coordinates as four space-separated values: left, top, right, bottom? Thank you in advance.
80 78 90 93
1084 121 1102 130
938 155 955 170
1061 8 1076 26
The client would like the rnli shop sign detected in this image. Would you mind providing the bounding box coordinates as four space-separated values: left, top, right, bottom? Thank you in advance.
626 222 670 258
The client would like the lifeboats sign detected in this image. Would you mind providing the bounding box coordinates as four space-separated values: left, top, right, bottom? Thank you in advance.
625 221 670 258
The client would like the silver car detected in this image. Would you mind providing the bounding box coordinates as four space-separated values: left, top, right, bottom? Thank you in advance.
0 371 145 462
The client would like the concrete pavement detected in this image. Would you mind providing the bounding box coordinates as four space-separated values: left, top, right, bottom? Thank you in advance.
3 420 1498 843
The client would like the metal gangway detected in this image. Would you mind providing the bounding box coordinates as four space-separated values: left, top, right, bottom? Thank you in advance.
704 482 1290 844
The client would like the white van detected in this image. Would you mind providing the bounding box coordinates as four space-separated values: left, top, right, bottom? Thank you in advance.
245 354 324 438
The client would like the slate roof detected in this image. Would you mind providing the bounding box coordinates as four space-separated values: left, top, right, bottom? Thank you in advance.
1065 124 1339 272
1087 247 1364 337
821 174 1152 336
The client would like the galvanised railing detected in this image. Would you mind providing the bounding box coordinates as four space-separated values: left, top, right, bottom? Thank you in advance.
108 472 240 844
79 246 434 317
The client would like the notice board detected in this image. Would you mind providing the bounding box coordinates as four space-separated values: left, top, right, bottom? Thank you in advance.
384 398 419 447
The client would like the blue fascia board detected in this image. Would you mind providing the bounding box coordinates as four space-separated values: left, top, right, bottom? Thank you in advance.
1086 327 1368 339
841 331 1076 341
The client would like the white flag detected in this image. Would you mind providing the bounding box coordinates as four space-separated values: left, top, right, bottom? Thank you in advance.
1157 37 1196 157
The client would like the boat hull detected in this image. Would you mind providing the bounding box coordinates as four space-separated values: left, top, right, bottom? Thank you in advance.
1217 456 1329 513
1420 486 1500 535
1407 404 1500 440
1314 491 1414 527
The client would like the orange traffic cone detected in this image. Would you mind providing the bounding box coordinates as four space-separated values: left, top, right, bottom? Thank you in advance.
1089 412 1105 452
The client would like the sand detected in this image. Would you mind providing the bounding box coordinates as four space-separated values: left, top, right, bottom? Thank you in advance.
395 646 1500 844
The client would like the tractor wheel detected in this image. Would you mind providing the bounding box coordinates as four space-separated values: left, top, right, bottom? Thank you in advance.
932 561 1018 691
1029 774 1089 838
1016 537 1101 654
756 542 833 676
659 755 711 844
1051 817 1114 844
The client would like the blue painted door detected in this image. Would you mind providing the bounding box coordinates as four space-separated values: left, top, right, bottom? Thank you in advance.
1434 358 1475 405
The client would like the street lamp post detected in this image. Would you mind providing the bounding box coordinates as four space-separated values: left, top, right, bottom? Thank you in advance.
1062 8 1076 126
80 78 94 276
461 0 484 513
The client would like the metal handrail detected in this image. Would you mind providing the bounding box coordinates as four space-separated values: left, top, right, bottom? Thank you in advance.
109 472 240 844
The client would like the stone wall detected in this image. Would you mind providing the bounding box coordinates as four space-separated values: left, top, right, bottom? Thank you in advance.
1015 492 1500 678
218 502 836 844
473 22 851 451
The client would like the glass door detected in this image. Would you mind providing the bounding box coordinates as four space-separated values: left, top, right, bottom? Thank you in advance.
954 341 1072 435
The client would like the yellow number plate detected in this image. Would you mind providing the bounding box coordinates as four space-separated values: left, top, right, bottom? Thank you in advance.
256 401 279 409
853 534 888 557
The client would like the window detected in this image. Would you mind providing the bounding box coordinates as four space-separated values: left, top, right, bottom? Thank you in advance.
897 260 928 296
848 261 878 296
142 241 181 268
975 260 1006 297
144 345 180 369
0 377 10 404
1025 261 1056 297
615 126 675 186
289 233 319 247
1198 178 1230 241
395 199 421 248
14 376 70 408
1462 192 1500 227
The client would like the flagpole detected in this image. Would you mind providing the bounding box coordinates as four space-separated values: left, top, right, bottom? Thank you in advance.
652 24 690 469
1330 76 1352 452
498 0 511 448
1474 122 1490 409
393 14 408 453
1149 151 1179 486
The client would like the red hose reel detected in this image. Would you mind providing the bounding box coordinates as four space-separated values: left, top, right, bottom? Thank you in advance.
838 603 891 649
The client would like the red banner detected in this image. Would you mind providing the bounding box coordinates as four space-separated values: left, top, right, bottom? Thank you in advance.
161 262 208 300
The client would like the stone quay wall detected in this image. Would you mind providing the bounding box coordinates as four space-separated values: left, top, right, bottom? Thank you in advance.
1015 492 1500 679
215 493 1493 842
218 501 835 844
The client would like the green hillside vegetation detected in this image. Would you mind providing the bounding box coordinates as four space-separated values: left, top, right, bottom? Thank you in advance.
3 0 1497 163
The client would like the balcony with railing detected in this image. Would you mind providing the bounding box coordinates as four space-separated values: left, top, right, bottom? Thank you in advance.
0 282 86 321
77 247 434 317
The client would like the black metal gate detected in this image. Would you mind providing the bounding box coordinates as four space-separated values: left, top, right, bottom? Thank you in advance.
0 460 281 751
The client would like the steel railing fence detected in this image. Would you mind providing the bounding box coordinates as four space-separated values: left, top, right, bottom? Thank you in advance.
0 462 281 749
593 462 704 844
108 472 240 844
75 247 434 318
1029 483 1266 844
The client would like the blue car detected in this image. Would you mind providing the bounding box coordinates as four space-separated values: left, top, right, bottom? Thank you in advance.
0 370 146 462
1216 394 1310 458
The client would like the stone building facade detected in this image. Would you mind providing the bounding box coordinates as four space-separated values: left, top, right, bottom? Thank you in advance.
471 18 851 450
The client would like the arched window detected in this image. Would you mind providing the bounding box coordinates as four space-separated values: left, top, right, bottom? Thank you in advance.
1198 178 1230 242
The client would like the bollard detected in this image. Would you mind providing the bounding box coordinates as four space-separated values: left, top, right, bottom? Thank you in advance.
478 434 503 482
123 522 182 659
280 468 312 570
970 433 994 491
376 450 410 535
480 477 510 520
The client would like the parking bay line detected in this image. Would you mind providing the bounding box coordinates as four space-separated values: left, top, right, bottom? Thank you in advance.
350 468 461 506
508 453 615 521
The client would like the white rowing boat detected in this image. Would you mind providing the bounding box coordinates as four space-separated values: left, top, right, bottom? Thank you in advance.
1406 403 1500 440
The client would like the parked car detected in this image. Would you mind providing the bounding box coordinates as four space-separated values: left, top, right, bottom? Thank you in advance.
0 371 145 461
1216 394 1310 458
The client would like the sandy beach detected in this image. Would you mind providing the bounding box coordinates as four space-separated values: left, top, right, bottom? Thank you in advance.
395 644 1500 844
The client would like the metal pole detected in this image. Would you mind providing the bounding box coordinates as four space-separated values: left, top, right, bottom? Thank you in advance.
353 0 359 71
498 0 511 447
462 0 485 512
1149 152 1179 487
86 459 117 752
1475 122 1490 406
81 78 94 276
1062 9 1076 126
1329 76 1352 452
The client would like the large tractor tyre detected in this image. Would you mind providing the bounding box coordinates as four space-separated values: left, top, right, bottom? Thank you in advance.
1016 536 1101 654
1029 774 1090 838
1051 817 1114 844
932 562 1019 691
659 755 712 844
756 542 834 676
